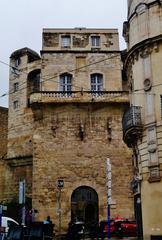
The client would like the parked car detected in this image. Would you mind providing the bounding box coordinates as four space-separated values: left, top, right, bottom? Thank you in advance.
120 219 137 237
1 216 19 234
66 221 99 239
99 218 137 238
99 219 116 238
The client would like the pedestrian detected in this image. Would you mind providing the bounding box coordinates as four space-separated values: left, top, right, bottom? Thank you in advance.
43 216 52 224
25 210 32 226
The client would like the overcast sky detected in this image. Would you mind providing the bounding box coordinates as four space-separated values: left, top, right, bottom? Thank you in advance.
0 0 127 107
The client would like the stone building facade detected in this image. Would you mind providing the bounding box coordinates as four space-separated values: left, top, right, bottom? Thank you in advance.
0 107 8 159
122 0 162 239
0 107 8 201
1 28 134 231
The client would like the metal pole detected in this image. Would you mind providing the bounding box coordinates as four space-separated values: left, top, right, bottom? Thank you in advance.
106 158 112 240
107 204 111 240
59 188 61 235
22 180 26 226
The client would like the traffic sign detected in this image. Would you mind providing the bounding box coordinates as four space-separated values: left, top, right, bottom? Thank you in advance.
57 179 64 188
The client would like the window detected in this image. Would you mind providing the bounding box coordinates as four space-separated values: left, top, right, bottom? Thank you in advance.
160 95 162 117
15 57 21 67
91 36 100 48
60 73 72 91
90 73 103 91
61 36 71 48
13 100 19 109
14 82 19 92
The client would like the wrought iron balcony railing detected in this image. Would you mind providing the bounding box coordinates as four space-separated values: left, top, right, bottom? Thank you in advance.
122 106 142 147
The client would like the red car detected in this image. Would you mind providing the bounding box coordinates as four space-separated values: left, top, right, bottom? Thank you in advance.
99 218 137 237
99 219 116 238
120 220 137 236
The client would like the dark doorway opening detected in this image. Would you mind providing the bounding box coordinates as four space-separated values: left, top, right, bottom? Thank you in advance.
71 186 98 224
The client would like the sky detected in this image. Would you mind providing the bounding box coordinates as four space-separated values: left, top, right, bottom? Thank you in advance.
0 0 127 107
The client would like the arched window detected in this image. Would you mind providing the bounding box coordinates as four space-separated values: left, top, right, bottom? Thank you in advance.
27 69 40 107
60 73 72 92
90 73 103 91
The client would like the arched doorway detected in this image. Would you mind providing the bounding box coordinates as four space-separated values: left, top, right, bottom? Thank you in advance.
71 186 98 224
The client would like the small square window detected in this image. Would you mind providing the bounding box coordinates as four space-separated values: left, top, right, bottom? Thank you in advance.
61 36 71 48
91 36 100 48
14 82 19 92
13 100 19 109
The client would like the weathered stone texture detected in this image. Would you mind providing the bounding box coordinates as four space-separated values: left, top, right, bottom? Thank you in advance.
0 107 8 158
2 29 133 233
32 104 133 230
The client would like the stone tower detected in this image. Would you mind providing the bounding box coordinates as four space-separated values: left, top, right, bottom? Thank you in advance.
6 48 41 199
3 28 134 231
123 0 162 239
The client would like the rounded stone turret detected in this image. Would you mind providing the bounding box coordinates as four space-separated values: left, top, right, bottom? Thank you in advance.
126 0 162 49
128 0 155 17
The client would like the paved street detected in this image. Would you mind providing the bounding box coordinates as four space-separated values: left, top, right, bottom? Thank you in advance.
55 235 137 240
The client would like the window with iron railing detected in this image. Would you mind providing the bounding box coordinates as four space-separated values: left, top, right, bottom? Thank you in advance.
122 106 142 134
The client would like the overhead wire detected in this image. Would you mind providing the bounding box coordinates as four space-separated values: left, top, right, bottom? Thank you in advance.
0 53 121 98
0 52 127 133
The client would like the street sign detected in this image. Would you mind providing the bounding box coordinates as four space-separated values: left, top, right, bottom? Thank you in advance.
57 179 64 188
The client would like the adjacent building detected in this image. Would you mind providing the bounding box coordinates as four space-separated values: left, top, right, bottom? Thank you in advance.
1 28 134 231
123 0 162 239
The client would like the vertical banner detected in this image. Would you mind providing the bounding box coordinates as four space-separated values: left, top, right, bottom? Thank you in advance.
106 158 112 240
19 180 26 225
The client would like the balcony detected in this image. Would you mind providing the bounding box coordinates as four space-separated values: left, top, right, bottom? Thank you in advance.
122 106 143 147
30 91 129 104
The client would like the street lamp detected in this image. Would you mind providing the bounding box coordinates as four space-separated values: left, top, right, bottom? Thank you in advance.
57 179 64 235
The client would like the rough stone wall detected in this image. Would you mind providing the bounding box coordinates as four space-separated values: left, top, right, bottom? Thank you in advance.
0 107 8 201
0 107 8 158
42 52 122 92
32 103 133 231
0 106 33 202
42 29 119 51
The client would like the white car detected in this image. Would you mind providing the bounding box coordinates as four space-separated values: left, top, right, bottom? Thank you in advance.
1 216 19 233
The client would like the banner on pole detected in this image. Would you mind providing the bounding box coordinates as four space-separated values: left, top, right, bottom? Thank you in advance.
19 180 25 204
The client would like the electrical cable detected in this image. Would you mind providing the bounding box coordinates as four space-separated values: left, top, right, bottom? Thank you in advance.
0 53 121 98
